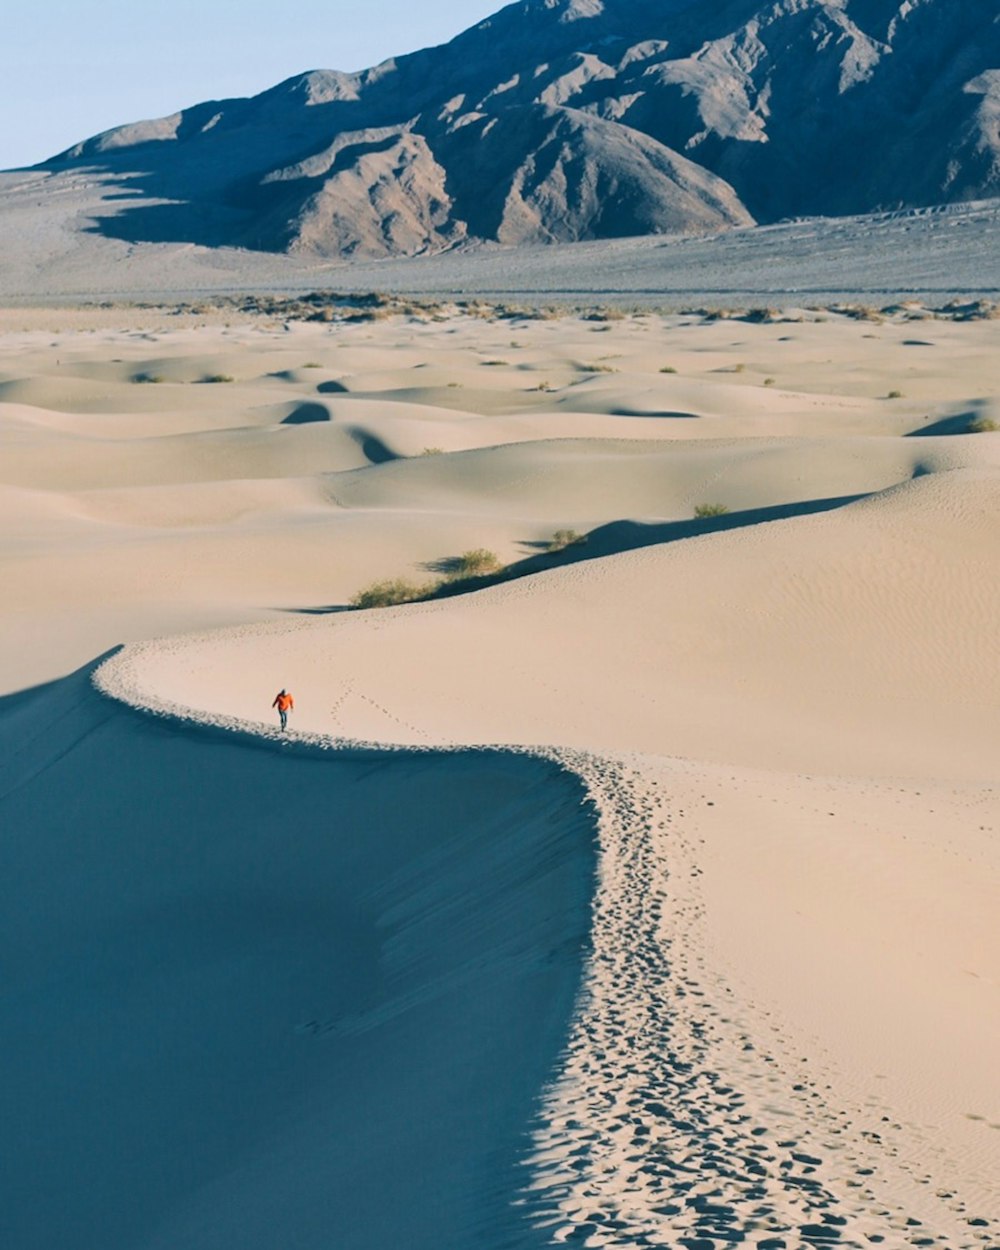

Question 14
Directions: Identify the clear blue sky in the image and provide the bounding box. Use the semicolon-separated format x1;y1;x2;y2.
2;1;504;169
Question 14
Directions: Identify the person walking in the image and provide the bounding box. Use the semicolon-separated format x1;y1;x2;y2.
272;688;294;731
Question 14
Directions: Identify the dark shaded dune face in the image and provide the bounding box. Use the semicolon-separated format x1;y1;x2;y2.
0;667;595;1250
281;402;331;425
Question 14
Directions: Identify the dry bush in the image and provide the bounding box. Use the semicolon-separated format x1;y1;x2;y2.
694;503;729;519
547;529;587;552
743;307;780;324
132;373;164;384
202;374;234;384
449;549;503;579
968;416;999;433
585;307;627;322
659;365;678;374
351;579;431;610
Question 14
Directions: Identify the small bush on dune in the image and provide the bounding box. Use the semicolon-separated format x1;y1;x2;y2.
763;377;776;386
449;549;503;579
419;447;444;456
659;365;678;374
968;416;999;433
351;579;430;610
132;373;164;384
482;359;509;367
887;389;904;399
547;529;587;553
202;374;234;384
585;307;627;323
694;503;730;519
302;361;323;369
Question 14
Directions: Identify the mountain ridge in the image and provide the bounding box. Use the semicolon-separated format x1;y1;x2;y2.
33;0;1000;259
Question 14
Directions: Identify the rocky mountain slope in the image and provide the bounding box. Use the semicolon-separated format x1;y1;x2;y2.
35;0;1000;258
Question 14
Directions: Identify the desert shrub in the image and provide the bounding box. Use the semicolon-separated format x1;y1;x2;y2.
419;447;444;456
659;365;678;374
202;374;234;384
547;529;587;552
482;359;509;367
887;390;904;399
302;361;323;369
351;579;429;609
132;373;164;384
449;549;503;579
968;416;999;433
763;377;776;387
744;307;780;323
533;380;553;392
694;503;729;519
578;363;618;373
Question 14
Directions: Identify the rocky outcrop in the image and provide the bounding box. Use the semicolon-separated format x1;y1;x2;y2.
38;0;1000;258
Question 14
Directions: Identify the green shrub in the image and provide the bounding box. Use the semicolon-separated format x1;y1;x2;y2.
202;374;234;384
449;549;503;579
547;529;587;552
132;373;164;384
351;579;429;609
694;503;730;519
482;359;509;367
659;365;678;374
968;416;999;433
887;389;904;399
763;377;776;387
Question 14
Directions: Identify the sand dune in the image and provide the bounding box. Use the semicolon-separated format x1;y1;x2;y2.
0;663;593;1250
2;303;998;1248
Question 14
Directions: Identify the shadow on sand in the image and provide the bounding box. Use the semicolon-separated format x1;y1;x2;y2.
283;491;867;616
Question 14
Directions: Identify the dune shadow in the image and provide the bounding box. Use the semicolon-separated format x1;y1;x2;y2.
354;434;397;465
279;492;868;616
607;408;700;419
487;493;869;585
279;604;352;617
906;410;979;436
317;381;350;394
281;403;331;425
0;659;596;1250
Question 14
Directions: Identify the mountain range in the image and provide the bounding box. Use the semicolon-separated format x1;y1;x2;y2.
38;0;1000;259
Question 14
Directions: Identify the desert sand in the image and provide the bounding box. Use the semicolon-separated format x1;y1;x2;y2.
2;300;998;1249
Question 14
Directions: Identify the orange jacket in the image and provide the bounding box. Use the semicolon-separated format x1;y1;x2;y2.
273;692;294;712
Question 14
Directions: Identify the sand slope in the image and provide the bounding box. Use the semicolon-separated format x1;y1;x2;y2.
0;663;594;1250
